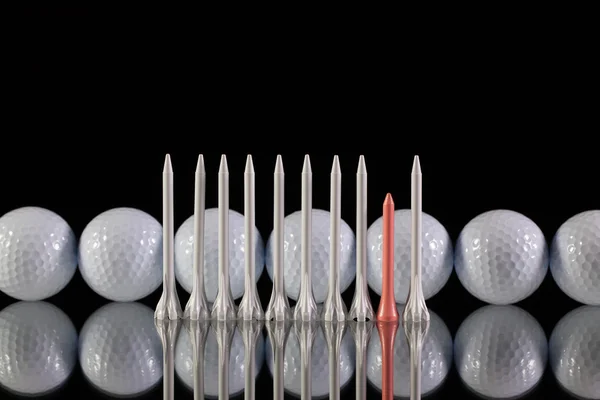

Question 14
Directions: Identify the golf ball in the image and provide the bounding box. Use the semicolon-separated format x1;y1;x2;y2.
0;207;77;301
454;305;547;399
367;210;453;303
265;209;356;303
79;208;163;302
0;301;78;396
549;306;600;399
79;302;163;397
174;208;265;301
455;210;548;305
550;210;600;305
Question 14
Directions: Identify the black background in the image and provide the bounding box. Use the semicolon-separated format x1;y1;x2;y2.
2;6;598;399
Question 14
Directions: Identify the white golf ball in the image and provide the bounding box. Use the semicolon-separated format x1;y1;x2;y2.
367;306;453;397
0;207;77;301
455;210;548;305
79;208;163;302
79;302;163;397
366;210;453;303
174;208;265;301
265;209;356;303
550;210;600;305
550;306;600;399
454;305;547;399
175;321;264;397
0;301;77;396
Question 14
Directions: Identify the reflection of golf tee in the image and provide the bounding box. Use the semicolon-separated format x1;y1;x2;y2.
377;193;399;322
266;320;291;399
185;319;209;400
294;320;318;400
377;320;398;400
239;319;262;400
404;319;430;400
324;320;346;400
155;318;181;400
213;320;235;400
350;321;373;400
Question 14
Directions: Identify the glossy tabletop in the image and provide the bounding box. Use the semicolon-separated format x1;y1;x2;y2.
0;274;596;400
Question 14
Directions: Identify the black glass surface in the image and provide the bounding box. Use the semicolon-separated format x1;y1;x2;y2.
0;278;596;399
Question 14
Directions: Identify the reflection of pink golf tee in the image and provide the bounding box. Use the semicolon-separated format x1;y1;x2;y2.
377;320;399;400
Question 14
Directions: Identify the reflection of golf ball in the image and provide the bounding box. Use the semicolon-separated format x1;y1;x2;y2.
265;209;356;302
455;210;548;305
175;322;264;397
367;306;452;397
454;305;547;399
175;208;265;301
0;301;77;396
79;208;163;301
367;210;453;303
550;210;600;305
265;319;355;398
550;306;600;399
0;207;77;301
79;302;163;397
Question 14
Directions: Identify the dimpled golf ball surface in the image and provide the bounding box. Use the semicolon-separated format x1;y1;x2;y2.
79;302;163;397
0;207;77;301
550;210;600;305
549;306;600;399
455;210;548;305
174;208;264;301
265;209;356;302
175;322;264;397
367;306;453;397
79;207;163;301
0;301;77;396
265;319;355;397
367;210;453;302
454;305;547;399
